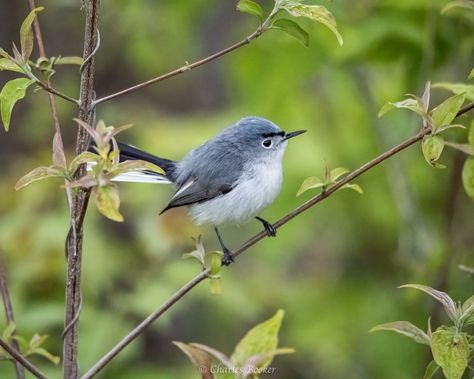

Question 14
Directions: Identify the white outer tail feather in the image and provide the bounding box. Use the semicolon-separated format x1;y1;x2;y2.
86;163;172;184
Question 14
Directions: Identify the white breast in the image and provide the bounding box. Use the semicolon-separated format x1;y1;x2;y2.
189;158;283;226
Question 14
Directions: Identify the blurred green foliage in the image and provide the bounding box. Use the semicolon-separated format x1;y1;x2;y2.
0;0;473;378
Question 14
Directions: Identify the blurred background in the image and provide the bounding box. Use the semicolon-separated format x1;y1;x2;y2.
0;0;473;378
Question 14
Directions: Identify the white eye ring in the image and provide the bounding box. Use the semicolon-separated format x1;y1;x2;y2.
262;139;272;149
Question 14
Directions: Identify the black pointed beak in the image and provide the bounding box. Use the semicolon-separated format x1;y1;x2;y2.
282;130;306;141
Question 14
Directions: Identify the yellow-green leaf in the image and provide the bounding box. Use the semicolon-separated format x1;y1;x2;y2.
271;18;309;46
282;4;343;46
469;120;474;146
341;183;363;194
378;98;426;118
69;151;100;175
296;176;325;196
231;309;285;369
20;7;44;61
431;328;469;379
236;0;263;20
468;67;474;80
330;167;349;182
423;360;440;379
432;83;474;101
422;135;445;168
431;93;465;130
370;321;430;345
0;58;23;73
462;157;474;200
53;56;83;65
93;184;123;222
0;78;34;131
15;166;65;190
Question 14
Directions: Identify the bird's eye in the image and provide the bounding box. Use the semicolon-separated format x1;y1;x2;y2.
262;139;272;149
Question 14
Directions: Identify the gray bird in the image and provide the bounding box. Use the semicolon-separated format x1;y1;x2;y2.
115;116;306;265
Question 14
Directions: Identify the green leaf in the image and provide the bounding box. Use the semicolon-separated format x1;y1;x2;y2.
0;58;23;73
423;360;440;379
378;98;427;119
468;67;474;80
281;4;343;46
431;93;466;130
2;322;16;341
173;342;216;379
296;176;325;196
271;18;309;46
236;0;263;20
20;7;44;61
432;83;474;101
444;141;474;156
469;121;474;146
0;78;34;131
231;309;285;370
329;167;349;182
399;284;458;322
92;184;123;222
441;0;474;14
29;347;60;365
462;157;474;200
15;166;65;190
431;328;469;379
69;151;100;175
53;56;83;65
370;321;430;345
459;295;474;325
341;183;363;194
422;135;445;168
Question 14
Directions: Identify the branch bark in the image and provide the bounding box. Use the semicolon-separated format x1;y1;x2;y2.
0;337;48;379
62;1;100;379
0;253;24;379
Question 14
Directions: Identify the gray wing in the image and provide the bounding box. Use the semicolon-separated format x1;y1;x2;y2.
160;138;244;213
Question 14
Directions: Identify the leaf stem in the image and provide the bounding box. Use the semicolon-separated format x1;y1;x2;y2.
92;9;278;107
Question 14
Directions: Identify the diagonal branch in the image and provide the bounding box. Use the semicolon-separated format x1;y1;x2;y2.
0;252;24;379
0;337;48;379
92;11;277;106
82;101;474;378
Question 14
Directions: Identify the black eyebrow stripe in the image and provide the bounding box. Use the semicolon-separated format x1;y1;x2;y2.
261;131;285;138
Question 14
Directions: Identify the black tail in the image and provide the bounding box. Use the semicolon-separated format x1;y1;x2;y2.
117;142;177;179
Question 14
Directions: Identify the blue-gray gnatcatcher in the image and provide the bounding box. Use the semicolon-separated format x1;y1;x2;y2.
115;116;306;265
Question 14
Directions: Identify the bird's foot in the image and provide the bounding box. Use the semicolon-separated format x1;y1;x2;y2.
221;248;235;266
257;217;277;237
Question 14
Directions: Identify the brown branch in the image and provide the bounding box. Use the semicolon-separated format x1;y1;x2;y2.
81;101;474;378
92;12;277;107
0;252;24;379
63;1;100;379
0;337;48;379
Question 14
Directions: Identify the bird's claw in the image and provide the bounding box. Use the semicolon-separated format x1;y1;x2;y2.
222;248;235;266
262;220;277;237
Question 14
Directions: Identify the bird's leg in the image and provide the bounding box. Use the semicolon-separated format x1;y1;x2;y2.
255;216;277;237
214;227;234;266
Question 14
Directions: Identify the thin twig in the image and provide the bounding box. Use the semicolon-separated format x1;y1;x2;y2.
0;338;48;379
92;11;276;106
63;1;100;378
34;80;80;105
82;101;474;378
0;252;24;379
27;0;73;209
